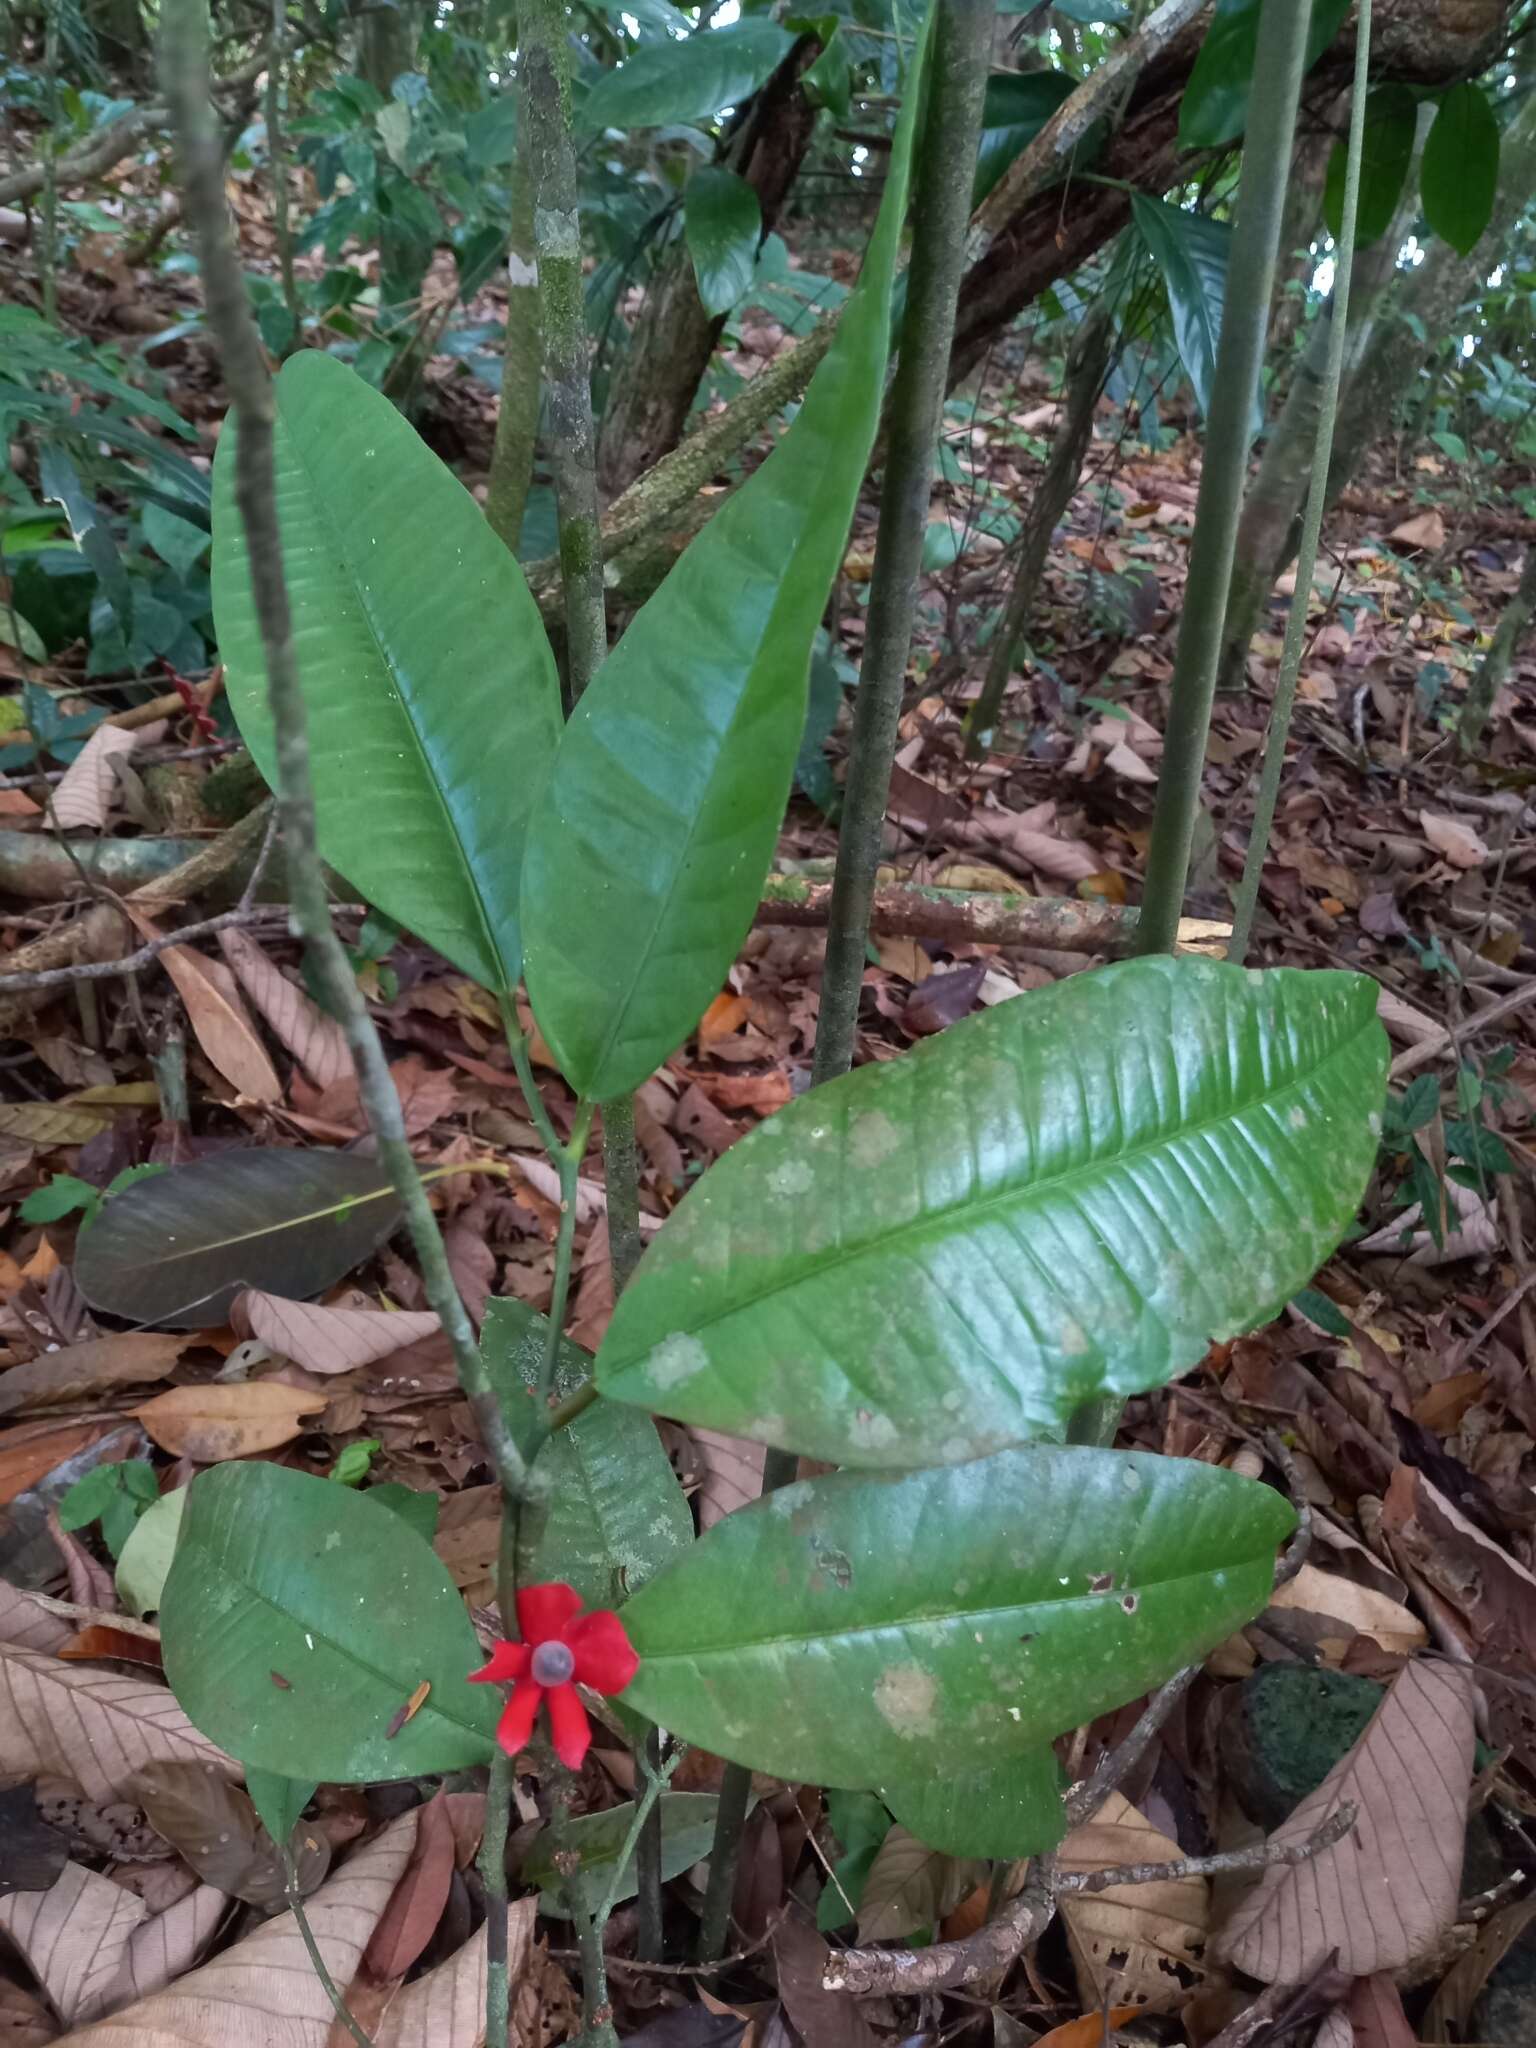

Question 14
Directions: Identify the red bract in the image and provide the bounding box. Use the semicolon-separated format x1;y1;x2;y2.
469;1581;639;1769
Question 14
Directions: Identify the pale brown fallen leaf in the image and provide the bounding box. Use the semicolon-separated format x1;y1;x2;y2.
1057;1791;1208;2010
433;1483;500;1594
364;1787;455;1981
773;1914;878;2048
1270;1563;1428;1659
1357;1179;1497;1265
229;1289;440;1376
954;803;1101;883
0;1576;73;1652
1419;811;1489;869
690;1427;766;1530
0;1645;234;1802
130;1381;326;1460
0;1862;146;2026
1347;1971;1418;2048
51;721;165;833
60;1810;417;2046
0;1102;115;1145
0;1974;54;2047
0;1333;189;1419
1380;1462;1536;1669
121;907;281;1103
218;927;353;1089
1217;1660;1476;1982
0;1417;117;1507
1391;508;1447;551
373;1903;537;2047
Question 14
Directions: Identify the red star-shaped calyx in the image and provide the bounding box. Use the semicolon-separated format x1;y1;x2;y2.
469;1581;639;1769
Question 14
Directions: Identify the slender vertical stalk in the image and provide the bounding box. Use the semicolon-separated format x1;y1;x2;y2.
695;1760;753;1962
267;0;299;350
41;0;60;327
1132;0;1313;957
519;0;607;699
539;1108;593;1401
479;1750;515;2048
486;130;542;552
1229;0;1371;963
635;1724;665;1961
811;0;994;1086
282;1850;375;2047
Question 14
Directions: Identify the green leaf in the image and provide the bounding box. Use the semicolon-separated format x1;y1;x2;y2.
212;352;561;991
579;22;795;132
330;1439;381;1487
245;1767;316;1850
1324;84;1416;245
1422;82;1500;256
803;28;851;120
73;1149;405;1330
365;1482;440;1544
57;1461;127;1533
1290;1287;1351;1338
520;1794;721;1914
115;1484;188;1617
598;959;1386;1466
818;1789;889;1931
19;1173;99;1224
974;69;1077;207
883;1750;1065;1860
521;18;932;1103
1131;195;1259;432
161;1462;497;1782
1179;0;1350;151
481;1300;692;1609
621;1446;1294;1788
142;500;210;581
683;166;763;318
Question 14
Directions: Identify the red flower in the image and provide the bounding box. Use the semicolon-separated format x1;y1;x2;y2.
469;1582;638;1769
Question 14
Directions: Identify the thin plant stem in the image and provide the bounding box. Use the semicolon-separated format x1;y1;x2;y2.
539;1107;593;1403
267;0;299;349
635;1724;665;1961
812;0;995;1087
695;1757;753;1963
519;0;607;699
1132;0;1312;957
593;1740;683;1931
499;992;563;1156
41;1;59;328
600;1093;644;1293
281;1849;375;2048
486;122;541;553
550;1377;599;1430
480;1750;515;2048
1229;0;1373;964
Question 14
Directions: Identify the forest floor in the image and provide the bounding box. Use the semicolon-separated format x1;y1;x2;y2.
3;214;1536;2047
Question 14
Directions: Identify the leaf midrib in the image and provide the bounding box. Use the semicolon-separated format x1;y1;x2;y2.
128;1182;396;1273
619;996;1380;1357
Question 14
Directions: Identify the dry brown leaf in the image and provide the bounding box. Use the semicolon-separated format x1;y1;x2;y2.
1217;1660;1476;1982
389;1055;461;1135
1030;2009;1144;2048
1379;1463;1536;1668
0;1644;234;1802
0;1418;118;1507
1421;1894;1536;2042
1391;508;1447;551
1357;1178;1497;1266
0;1333;189;1419
0;1975;54;2046
1348;1971;1418;2048
219;927;353;1089
130;1381;326;1460
774;1915;877;2048
0;1576;74;1652
364;1787;455;1980
690;1427;766;1530
1057;1791;1208;2010
955;804;1100;883
51;721;165;833
373;1903;537;2047
433;1484;500;1593
229;1290;441;1375
61;1810;417;2047
1419;811;1489;869
0;1102;114;1145
0;1862;146;2026
1270;1564;1428;1660
121;908;281;1103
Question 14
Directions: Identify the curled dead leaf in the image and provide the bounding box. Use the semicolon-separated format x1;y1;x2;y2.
1056;1791;1208;2010
130;1381;327;1460
229;1289;441;1375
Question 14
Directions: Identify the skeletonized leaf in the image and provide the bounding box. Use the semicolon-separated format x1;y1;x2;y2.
230;1288;441;1374
374;1906;537;2048
61;1810;417;2047
1057;1791;1209;2009
0;1860;147;2025
219;927;352;1088
0;1332;189;1418
73;1149;406;1329
1217;1660;1476;1982
130;1381;326;1461
0;1643;235;1802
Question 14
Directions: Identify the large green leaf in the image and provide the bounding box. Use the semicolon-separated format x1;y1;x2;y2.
74;1150;404;1329
973;70;1077;208
1324;84;1416;246
520;1794;721;1914
683;166;763;317
212;352;561;991
161;1462;497;1783
597;958;1386;1466
1179;0;1350;151
621;1448;1294;1788
1422;82;1501;256
520;18;932;1104
480;1299;692;1609
1131;195;1260;433
579;22;795;131
883;1751;1065;1860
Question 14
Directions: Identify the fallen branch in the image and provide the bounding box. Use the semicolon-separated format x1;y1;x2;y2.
1057;1804;1356;1897
0;673;221;758
1389;977;1536;1079
0;904;275;993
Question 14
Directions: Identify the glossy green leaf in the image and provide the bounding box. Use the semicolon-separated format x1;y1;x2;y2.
622;1447;1293;1788
1179;0;1350;150
817;1789;889;1931
244;1767;316;1852
579;22;794;131
161;1462;497;1783
1422;82;1501;256
883;1751;1064;1860
1324;84;1416;245
73;1149;404;1330
683;167;763;317
481;1299;692;1610
212;351;561;991
521;19;932;1103
1131;195;1260;433
520;1794;721;1914
115;1485;187;1617
598;958;1386;1466
973;69;1077;207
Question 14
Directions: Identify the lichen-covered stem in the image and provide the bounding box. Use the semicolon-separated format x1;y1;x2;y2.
486;131;541;553
479;1750;514;2047
1230;0;1373;963
812;0;995;1086
267;0;298;348
1133;0;1311;957
519;0;606;698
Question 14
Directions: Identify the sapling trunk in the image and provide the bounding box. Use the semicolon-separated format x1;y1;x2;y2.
266;0;298;352
1132;0;1311;958
812;0;995;1087
1230;0;1372;965
485;139;541;554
